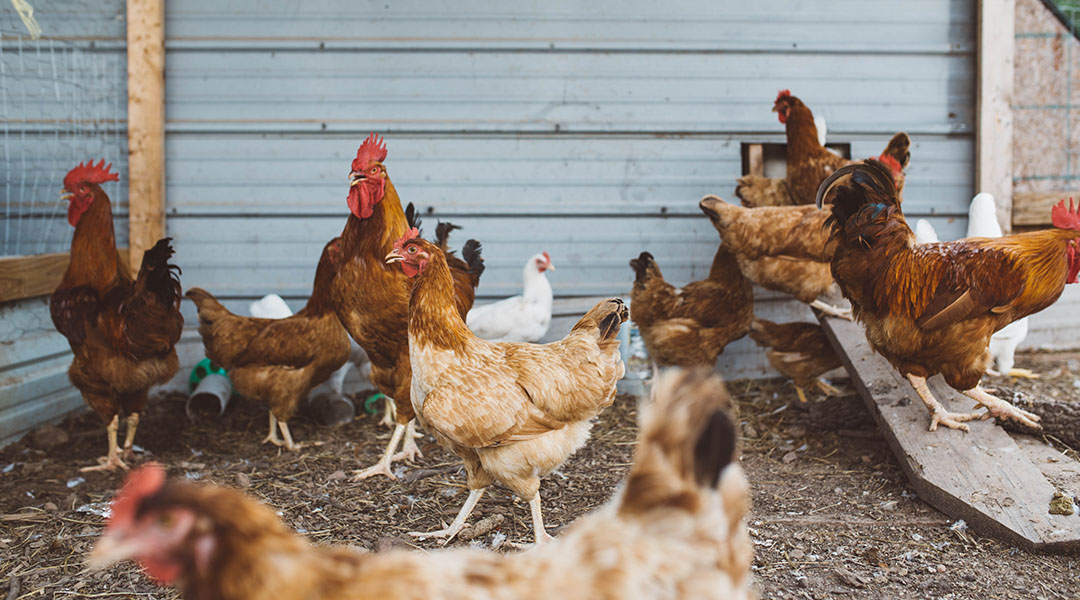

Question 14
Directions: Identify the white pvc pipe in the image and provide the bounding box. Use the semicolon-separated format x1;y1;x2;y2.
186;373;233;421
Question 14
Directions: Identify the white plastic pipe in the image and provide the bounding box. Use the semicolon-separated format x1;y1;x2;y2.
186;373;233;421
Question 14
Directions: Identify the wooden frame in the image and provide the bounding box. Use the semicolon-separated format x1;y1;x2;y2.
126;0;167;269
976;0;1015;233
0;0;164;304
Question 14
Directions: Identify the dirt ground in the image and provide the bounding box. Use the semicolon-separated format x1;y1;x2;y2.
1;352;1078;599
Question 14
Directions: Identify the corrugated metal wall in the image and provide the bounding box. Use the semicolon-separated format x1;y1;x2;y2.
0;1;129;448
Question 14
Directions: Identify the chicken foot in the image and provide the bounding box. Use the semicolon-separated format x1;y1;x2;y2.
81;415;130;472
529;494;555;545
391;419;424;462
352;422;409;480
121;413;140;461
809;300;853;321
408;487;486;543
906;374;982;432
962;385;1042;430
262;413;321;452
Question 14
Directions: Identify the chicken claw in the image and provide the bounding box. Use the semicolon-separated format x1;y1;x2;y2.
907;374;981;432
391;421;424;463
352;422;408;480
81;415;130;472
963;386;1042;430
809;300;853;321
1006;368;1040;379
408;488;486;544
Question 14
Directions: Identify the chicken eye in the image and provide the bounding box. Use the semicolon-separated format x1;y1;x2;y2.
407;246;417;254
157;513;174;527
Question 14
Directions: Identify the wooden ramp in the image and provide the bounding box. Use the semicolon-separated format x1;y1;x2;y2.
816;313;1080;552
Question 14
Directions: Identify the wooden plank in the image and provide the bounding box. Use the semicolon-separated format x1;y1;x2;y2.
126;0;166;269
817;312;1080;552
747;143;764;177
0;250;132;303
976;0;1015;233
1012;191;1075;226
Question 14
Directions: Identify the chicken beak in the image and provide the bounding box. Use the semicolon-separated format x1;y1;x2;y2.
385;249;404;264
87;531;140;570
60;188;74;201
546;263;555;271
349;172;365;186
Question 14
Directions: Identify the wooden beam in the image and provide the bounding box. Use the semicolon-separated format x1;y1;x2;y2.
747;143;764;177
0;250;132;304
126;0;166;269
1012;191;1076;226
817;310;1080;552
976;0;1015;233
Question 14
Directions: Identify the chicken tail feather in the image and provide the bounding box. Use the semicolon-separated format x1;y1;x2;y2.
619;369;742;516
184;287;229;324
572;297;628;343
462;239;485;282
881;132;911;170
435;221;462;251
629;251;657;286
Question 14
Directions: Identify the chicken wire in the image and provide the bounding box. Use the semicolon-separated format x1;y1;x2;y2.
1;1;128;257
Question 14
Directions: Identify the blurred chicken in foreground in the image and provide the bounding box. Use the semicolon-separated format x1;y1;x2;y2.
748;318;843;403
816;160;1080;432
629;245;753;368
88;370;753;600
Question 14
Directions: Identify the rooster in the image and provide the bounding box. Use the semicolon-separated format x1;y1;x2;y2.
50;160;183;472
735;90;911;207
386;229;627;545
815;160;1080;431
184;238;351;450
628;245;752;368
748;318;843;403
330;134;484;479
89;369;752;600
467;251;555;342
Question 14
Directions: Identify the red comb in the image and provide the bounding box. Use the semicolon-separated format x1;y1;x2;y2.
393;227;421;252
775;89;791;103
542;251;551;263
877;154;903;178
64;159;119;188
1053;198;1080;231
351;133;388;171
107;463;166;531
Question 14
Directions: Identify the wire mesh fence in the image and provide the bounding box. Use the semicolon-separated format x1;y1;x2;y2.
1;1;128;257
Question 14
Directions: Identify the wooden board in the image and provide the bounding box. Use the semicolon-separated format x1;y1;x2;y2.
0;250;131;304
976;0;1015;233
817;312;1080;552
126;0;166;269
1012;191;1076;226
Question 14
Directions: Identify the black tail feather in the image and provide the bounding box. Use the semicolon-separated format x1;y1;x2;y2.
435;222;462;251
462;239;485;280
405;202;423;234
629;251;655;285
138;238;182;308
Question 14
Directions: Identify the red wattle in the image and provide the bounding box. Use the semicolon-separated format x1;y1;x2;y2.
401;262;419;278
140;557;181;585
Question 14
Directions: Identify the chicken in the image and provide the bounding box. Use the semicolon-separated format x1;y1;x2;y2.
89;369;752;600
748;318;843;403
48;161;183;472
185;239;350;451
697;197;846;318
915;199;1036;380
815;160;1080;432
330;134;483;479
467;251;555;342
434;221;486;320
628;245;752;368
735;90;910;208
248;293;372;399
385;229;627;545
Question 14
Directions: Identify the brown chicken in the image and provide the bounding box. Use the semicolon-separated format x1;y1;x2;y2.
89;369;752;600
331;134;484;479
748;318;843;403
697;197;849;318
629;245;753;367
735;90;910;207
816;160;1080;431
184;238;350;451
385;229;627;545
50;161;183;472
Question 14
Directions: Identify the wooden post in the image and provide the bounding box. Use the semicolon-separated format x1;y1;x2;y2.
976;0;1015;233
126;0;166;269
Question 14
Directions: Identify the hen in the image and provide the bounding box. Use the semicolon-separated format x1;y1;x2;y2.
185;238;351;450
467;251;555;342
628;245;752;367
386;229;627;545
815;160;1080;431
736;90;910;207
89;369;752;600
50;161;183;472
330;134;484;479
748;318;843;403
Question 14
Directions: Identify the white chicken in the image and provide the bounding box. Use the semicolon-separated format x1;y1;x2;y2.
914;218;939;244
466;252;555;342
965;194;1035;379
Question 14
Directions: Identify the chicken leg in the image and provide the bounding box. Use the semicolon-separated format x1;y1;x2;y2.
529;494;555;545
809;300;853;321
408;487;486;543
906;374;982;432
352;422;408;480
391;419;424;462
121;413;140;461
81;414;130;472
962;385;1042;429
